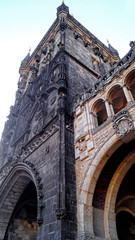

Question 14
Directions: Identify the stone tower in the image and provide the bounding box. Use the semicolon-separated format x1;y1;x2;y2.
0;2;135;240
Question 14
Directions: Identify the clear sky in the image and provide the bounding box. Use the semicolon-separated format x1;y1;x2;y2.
0;0;135;137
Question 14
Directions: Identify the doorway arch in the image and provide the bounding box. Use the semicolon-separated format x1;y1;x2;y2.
0;164;38;240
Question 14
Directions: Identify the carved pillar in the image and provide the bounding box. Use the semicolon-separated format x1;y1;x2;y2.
122;84;133;102
104;99;112;118
56;55;67;220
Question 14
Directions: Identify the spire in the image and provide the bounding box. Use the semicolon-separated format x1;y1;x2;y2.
19;49;31;72
57;1;69;16
107;40;119;57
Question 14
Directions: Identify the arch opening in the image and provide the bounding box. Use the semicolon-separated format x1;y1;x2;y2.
93;99;107;127
126;71;135;100
108;85;127;114
4;180;37;240
0;169;38;240
92;139;135;238
115;164;135;240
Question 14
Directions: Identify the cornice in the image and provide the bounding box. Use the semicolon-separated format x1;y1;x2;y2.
20;18;59;71
73;46;135;110
67;14;120;61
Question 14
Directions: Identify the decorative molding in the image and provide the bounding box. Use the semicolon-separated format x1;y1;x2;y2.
23;120;59;159
73;46;135;109
113;109;134;139
78;138;87;152
65;115;73;132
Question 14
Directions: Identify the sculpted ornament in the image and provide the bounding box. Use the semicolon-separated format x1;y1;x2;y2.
113;109;134;139
79;138;87;152
23;120;59;159
55;208;66;220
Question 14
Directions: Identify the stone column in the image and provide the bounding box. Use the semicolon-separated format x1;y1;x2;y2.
104;99;112;118
128;86;134;101
110;102;115;115
122;84;133;102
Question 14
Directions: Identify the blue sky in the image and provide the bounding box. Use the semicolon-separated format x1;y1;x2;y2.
0;0;135;137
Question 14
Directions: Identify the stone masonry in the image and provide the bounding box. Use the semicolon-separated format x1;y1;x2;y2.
0;2;135;240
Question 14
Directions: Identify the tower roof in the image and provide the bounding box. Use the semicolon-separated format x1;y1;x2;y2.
57;2;69;16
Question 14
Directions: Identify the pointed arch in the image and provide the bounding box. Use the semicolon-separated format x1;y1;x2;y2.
0;162;41;240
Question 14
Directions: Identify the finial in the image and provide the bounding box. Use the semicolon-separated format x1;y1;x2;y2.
107;39;110;45
29;47;31;55
57;1;69;16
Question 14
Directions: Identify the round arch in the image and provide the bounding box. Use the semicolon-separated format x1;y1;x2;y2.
91;98;107;127
77;131;135;238
125;69;135;100
77;133;119;236
104;150;135;239
107;84;127;114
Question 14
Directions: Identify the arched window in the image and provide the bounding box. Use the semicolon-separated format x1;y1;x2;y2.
93;99;107;126
108;85;127;114
126;71;135;100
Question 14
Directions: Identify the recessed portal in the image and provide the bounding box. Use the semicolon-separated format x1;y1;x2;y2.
4;181;37;240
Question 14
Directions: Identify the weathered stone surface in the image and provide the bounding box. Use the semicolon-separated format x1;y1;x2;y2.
0;2;135;240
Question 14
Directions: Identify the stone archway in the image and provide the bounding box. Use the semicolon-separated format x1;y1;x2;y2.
77;133;119;238
4;181;37;240
104;149;135;239
0;165;38;240
77;132;135;239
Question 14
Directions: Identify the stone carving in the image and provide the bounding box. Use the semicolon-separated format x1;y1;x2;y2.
32;113;44;136
58;17;67;50
45;146;50;155
65;115;73;132
23;120;59;159
50;96;56;105
55;208;66;220
11;104;31;146
15;140;24;156
40;37;55;71
0;165;13;185
130;41;135;48
74;31;79;39
113;110;134;139
79;138;87;152
50;109;55;118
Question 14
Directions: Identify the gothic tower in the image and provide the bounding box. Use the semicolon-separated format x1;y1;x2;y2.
0;2;135;240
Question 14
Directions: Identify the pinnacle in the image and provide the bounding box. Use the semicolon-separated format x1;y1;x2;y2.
57;1;69;16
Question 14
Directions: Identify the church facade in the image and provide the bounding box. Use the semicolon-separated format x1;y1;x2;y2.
0;3;135;240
